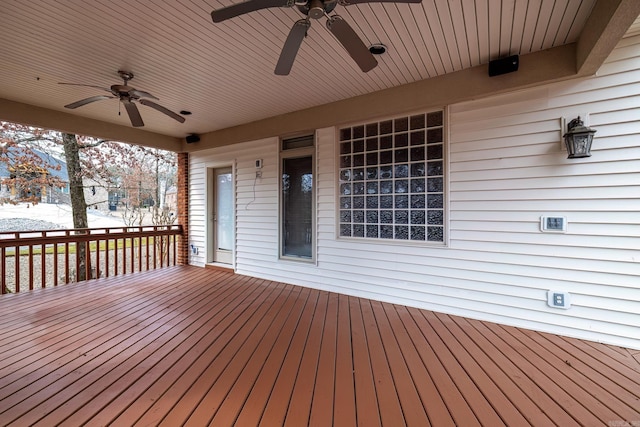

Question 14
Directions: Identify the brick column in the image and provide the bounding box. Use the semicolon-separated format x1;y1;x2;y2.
177;152;189;265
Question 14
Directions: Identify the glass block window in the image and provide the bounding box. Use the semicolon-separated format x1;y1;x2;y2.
338;110;445;242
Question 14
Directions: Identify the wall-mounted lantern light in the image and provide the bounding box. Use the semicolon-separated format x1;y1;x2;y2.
563;117;596;159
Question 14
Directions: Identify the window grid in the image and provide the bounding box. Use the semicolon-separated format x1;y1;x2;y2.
338;111;445;242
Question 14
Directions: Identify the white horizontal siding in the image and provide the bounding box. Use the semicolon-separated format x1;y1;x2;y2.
189;35;640;350
445;35;640;348
188;137;278;268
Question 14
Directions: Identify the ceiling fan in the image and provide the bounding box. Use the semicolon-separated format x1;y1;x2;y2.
59;70;185;127
211;0;421;75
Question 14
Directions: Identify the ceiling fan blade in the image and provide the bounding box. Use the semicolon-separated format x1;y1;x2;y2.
64;95;114;109
275;19;311;76
326;15;377;72
58;82;112;93
122;100;144;127
339;0;421;4
130;89;159;100
211;0;292;23
139;99;186;123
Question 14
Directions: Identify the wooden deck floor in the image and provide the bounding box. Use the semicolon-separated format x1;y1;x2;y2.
0;265;638;426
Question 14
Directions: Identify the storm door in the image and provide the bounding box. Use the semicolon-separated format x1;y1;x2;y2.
213;167;233;264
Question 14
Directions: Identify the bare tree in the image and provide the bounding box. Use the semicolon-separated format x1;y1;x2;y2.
1;121;177;282
62;133;92;280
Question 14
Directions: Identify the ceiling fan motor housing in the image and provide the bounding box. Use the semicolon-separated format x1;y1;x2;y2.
111;85;134;97
299;0;336;19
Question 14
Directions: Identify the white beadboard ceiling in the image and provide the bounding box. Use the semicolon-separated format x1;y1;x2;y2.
0;0;636;144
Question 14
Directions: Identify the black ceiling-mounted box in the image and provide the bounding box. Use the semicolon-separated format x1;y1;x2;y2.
488;55;519;77
186;133;200;143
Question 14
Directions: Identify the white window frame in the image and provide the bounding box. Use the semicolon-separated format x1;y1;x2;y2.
279;133;316;262
336;109;447;245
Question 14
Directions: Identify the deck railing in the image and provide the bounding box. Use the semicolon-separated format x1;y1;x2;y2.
0;225;183;294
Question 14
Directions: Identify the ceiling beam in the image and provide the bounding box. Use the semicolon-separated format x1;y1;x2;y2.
0;97;181;151
576;0;640;76
187;43;577;152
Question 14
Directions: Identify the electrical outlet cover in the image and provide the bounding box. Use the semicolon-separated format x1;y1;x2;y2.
547;290;571;309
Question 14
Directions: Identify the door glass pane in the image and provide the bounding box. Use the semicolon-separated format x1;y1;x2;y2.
216;172;233;251
282;156;312;258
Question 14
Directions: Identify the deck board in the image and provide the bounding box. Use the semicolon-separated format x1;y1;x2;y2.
410;307;502;426
395;305;476;426
514;325;636;423
1;265;638;426
258;289;320;427
440;313;552;426
308;292;338;426
283;291;327;427
332;294;357;427
469;318;594;424
360;299;406;427
383;304;454;426
117;276;271;426
370;300;430;427
349;295;382;427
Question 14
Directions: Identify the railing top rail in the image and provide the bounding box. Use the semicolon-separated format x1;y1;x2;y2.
0;225;183;248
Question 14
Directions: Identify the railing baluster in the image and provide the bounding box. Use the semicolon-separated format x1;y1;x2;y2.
1;247;6;294
162;236;167;268
130;232;135;273
122;236;127;275
65;231;70;284
96;237;101;279
159;234;163;268
145;235;150;271
114;237;119;277
41;240;46;289
28;245;34;291
172;233;176;266
105;236;110;278
15;240;20;293
138;230;142;273
85;238;90;280
75;240;80;283
53;242;59;287
153;234;157;270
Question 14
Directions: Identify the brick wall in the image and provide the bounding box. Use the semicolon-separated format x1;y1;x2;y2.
176;152;189;265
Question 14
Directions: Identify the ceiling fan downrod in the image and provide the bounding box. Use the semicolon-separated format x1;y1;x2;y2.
118;70;134;85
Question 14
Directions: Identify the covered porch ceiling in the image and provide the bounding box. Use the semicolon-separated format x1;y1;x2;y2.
0;0;639;153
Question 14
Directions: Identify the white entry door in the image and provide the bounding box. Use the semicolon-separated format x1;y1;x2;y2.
213;167;233;264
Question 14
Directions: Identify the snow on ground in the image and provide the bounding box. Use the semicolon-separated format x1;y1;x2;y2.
0;203;126;232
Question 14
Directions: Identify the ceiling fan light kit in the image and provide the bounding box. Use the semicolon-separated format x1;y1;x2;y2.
59;70;185;128
211;0;421;75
